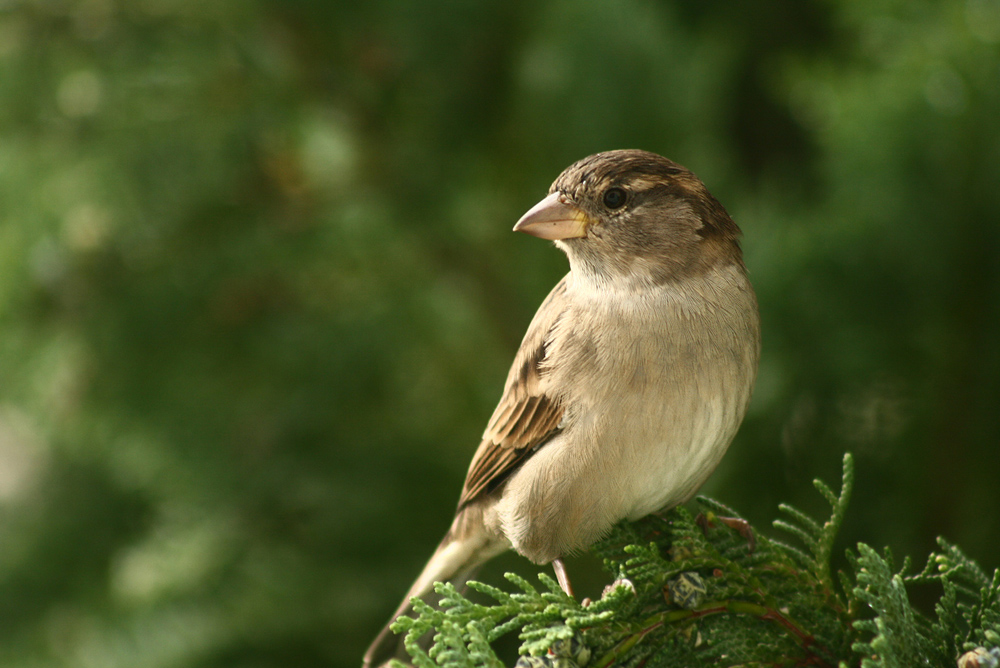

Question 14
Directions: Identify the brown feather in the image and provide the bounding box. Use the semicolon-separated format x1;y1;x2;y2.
457;278;570;508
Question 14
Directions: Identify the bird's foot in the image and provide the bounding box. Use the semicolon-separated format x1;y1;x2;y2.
696;511;756;553
552;557;575;598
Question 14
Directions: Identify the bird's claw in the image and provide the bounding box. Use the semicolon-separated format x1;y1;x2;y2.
696;511;756;553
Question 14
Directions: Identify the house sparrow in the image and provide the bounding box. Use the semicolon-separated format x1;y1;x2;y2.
363;149;760;667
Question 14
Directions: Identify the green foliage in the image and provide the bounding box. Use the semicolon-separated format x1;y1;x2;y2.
393;454;1000;667
850;538;1000;668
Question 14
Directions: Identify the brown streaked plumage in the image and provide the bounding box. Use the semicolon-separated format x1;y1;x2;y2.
363;150;760;668
459;277;568;506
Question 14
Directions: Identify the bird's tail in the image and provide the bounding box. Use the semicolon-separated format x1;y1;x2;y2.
363;507;507;668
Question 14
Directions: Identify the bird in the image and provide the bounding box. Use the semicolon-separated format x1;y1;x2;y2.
363;149;760;668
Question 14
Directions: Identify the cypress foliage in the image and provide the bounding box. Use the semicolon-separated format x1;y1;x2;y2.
391;454;1000;668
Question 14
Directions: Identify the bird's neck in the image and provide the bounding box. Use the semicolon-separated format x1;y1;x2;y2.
561;245;670;295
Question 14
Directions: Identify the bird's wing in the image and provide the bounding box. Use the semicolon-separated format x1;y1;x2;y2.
457;276;570;509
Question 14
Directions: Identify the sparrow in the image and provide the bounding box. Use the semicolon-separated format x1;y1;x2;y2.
363;149;760;667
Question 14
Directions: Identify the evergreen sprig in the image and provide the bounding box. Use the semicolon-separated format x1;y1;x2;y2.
390;454;1000;668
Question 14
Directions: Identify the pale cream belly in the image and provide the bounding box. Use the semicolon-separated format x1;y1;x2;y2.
488;380;749;564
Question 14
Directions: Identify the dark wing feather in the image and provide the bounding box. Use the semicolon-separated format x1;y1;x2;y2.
457;276;570;509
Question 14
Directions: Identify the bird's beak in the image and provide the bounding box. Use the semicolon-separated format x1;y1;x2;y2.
513;192;590;240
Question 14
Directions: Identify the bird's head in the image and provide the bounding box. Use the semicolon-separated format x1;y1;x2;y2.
514;150;744;287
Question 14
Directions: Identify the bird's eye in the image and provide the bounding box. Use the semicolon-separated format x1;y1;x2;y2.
602;187;627;210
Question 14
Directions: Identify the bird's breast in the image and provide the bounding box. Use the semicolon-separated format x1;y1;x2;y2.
493;265;759;562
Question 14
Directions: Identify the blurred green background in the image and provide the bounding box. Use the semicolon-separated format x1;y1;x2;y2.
1;0;999;666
